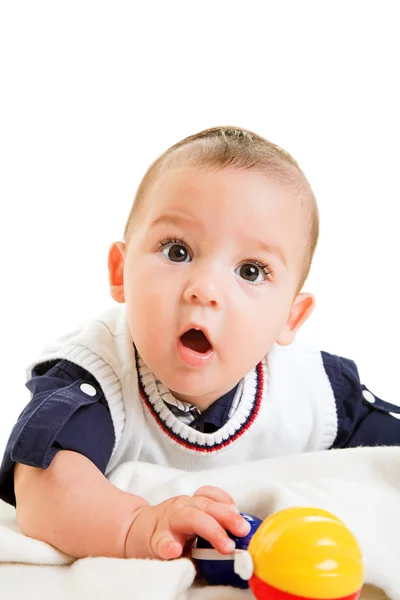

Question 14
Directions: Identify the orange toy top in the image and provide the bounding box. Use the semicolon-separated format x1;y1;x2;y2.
248;507;364;599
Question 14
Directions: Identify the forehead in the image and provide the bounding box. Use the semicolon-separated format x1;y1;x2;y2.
143;167;306;249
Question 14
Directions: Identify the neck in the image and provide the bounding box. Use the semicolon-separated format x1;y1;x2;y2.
170;383;240;412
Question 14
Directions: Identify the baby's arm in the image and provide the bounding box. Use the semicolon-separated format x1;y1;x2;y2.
15;450;147;558
15;450;248;559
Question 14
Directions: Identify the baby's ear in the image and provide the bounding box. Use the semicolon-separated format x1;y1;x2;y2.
277;293;315;346
108;242;126;303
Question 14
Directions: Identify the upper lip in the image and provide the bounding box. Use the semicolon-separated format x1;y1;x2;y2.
179;323;213;347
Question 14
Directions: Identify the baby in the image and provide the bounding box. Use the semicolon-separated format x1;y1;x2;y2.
1;127;398;561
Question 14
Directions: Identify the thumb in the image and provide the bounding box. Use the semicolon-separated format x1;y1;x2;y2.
152;530;184;560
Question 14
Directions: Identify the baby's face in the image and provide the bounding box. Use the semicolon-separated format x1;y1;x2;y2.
112;167;313;409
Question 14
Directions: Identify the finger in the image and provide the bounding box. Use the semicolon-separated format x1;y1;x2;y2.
169;506;243;554
151;532;184;560
193;497;250;538
193;485;236;508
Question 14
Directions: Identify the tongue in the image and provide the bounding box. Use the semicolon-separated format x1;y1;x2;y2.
181;329;211;353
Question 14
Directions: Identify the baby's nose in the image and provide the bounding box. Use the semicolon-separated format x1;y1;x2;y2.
183;268;223;308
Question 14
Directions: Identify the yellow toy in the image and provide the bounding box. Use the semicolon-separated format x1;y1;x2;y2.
234;507;364;600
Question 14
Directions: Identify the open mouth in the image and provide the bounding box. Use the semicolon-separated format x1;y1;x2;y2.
180;328;212;354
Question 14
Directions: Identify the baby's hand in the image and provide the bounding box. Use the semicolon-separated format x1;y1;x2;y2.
125;485;250;560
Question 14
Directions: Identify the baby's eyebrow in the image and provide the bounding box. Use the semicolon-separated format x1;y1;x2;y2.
256;240;287;268
149;212;199;230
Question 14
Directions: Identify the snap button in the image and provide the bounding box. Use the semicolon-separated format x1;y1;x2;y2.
362;390;375;404
80;383;97;397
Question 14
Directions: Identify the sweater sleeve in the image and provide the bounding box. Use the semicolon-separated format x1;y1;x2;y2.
321;351;400;448
0;360;115;506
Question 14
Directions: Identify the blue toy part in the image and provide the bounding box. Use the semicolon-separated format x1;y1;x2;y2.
193;512;262;588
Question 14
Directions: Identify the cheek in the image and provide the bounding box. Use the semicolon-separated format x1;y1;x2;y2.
124;262;176;329
229;292;290;349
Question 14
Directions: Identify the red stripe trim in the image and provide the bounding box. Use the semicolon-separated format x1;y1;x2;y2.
137;359;264;452
249;576;361;600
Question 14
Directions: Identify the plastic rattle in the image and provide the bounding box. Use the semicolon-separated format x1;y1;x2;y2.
192;507;364;600
192;512;262;588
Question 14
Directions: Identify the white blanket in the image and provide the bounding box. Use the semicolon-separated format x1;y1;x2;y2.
1;446;398;600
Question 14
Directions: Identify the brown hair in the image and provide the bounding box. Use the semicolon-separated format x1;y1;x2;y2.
124;126;319;290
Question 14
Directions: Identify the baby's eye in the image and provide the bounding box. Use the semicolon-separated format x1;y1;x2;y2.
235;262;269;284
159;241;191;263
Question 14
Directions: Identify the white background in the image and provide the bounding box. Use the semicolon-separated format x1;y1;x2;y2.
0;1;399;452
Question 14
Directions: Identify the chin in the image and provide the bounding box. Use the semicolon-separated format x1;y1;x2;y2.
166;376;213;403
168;380;206;399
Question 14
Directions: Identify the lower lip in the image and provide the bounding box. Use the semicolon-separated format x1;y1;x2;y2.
176;338;215;367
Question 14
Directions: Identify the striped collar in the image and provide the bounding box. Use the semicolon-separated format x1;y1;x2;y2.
136;351;266;452
156;377;242;431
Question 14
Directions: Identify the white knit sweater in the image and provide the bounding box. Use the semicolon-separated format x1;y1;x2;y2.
29;306;338;476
